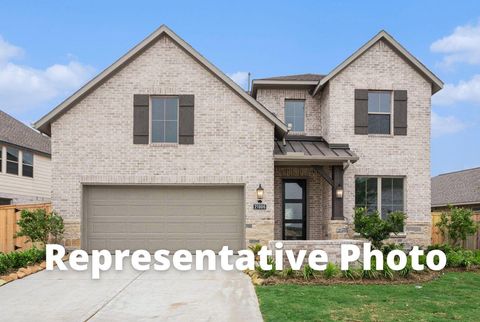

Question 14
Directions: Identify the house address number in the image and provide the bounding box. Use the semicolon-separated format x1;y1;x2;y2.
253;203;267;210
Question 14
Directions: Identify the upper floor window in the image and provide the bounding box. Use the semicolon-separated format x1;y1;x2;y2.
6;147;19;175
151;97;179;143
355;176;404;219
368;91;391;134
22;151;33;178
285;100;305;132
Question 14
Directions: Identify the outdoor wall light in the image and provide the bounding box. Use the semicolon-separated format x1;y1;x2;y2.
256;184;264;202
335;185;344;199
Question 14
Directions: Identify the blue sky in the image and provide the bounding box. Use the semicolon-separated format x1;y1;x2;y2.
0;1;479;175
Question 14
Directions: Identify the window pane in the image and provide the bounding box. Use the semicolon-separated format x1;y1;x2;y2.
151;99;164;120
285;203;303;220
23;165;33;178
23;151;33;166
284;223;303;240
151;120;165;142
379;92;391;113
368;92;379;112
164;121;178;143
165;104;178;121
381;178;404;219
368;114;390;134
285;100;304;132
355;177;378;213
366;178;378;213
7;161;18;175
7;147;18;162
285;182;303;199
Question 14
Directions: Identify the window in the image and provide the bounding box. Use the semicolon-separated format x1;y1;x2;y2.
151;97;179;143
283;180;306;240
6;147;19;175
355;177;404;219
368;91;391;134
285;100;305;132
22;151;33;178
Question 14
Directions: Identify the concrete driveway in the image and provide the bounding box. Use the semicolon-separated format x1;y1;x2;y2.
0;257;263;322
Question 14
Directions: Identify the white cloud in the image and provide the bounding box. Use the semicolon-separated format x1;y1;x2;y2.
0;36;24;63
431;21;480;67
431;111;466;138
433;74;480;106
0;36;95;115
228;71;250;89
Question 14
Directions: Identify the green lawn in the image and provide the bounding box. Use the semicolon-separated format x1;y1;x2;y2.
256;272;480;322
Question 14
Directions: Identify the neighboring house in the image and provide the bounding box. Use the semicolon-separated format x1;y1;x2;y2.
432;167;480;212
34;25;442;251
0;110;51;205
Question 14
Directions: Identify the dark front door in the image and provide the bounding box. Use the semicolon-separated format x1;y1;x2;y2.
283;179;306;240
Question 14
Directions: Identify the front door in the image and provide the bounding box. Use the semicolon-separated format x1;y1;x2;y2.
283;179;307;240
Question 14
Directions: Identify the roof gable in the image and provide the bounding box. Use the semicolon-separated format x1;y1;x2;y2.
34;25;287;136
312;30;443;96
0;110;50;155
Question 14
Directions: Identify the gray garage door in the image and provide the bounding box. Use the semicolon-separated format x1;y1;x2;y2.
83;185;244;252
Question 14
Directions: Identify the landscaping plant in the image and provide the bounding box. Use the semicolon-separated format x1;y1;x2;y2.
323;262;338;279
16;209;64;247
0;248;46;275
436;206;478;247
302;264;315;280
353;207;406;249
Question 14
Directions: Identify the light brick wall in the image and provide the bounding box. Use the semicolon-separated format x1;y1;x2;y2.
258;39;432;247
256;88;323;136
50;34;275;247
329;39;432;246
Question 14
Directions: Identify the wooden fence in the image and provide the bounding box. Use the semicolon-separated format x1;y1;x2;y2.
0;203;51;253
432;211;480;249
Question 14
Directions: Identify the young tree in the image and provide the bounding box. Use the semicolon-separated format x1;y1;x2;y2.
436;206;478;247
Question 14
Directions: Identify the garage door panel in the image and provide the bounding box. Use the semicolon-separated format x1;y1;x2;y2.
84;185;244;252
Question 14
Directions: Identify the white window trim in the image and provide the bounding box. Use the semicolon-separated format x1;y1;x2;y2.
284;99;306;133
367;90;393;136
355;175;406;218
149;96;180;145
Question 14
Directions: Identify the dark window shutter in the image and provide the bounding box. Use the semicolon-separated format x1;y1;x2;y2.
393;90;407;136
179;95;194;144
133;94;149;144
354;89;368;135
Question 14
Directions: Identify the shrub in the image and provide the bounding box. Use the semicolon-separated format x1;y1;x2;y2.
436;206;478;247
341;268;357;280
381;243;404;255
382;260;394;280
248;243;262;256
16;209;64;247
255;256;276;278
280;267;294;278
361;257;380;279
0;248;46;275
353;207;407;249
400;257;413;277
302;264;315;280
323;262;338;279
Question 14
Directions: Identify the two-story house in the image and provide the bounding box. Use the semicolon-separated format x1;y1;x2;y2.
34;25;442;251
0;110;51;205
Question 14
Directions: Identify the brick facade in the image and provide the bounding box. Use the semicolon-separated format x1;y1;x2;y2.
258;39;433;247
50;34;276;248
50;33;433;249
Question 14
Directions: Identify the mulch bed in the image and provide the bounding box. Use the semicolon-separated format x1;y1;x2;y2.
257;267;480;286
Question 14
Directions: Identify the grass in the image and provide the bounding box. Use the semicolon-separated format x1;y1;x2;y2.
256;272;480;322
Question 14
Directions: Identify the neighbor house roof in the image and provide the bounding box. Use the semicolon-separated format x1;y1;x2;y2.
274;136;358;165
34;25;288;137
0;110;51;155
431;167;480;207
312;30;443;96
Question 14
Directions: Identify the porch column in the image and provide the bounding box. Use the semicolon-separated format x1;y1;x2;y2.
332;166;344;220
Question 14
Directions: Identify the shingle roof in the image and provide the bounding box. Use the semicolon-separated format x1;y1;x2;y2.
274;136;358;164
0;110;51;155
257;73;325;82
431;167;480;207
